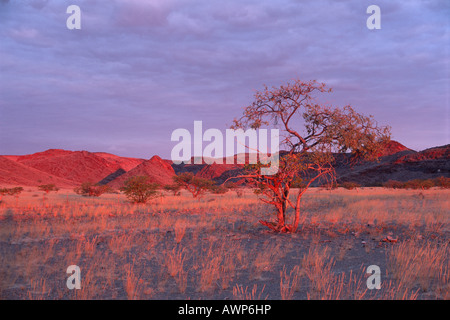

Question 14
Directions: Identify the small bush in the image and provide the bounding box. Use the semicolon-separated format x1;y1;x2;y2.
383;180;406;189
120;176;160;203
74;182;112;197
38;184;59;193
173;173;215;198
0;187;24;200
340;181;361;190
209;185;228;194
433;176;450;189
384;177;449;190
163;184;182;196
404;179;434;190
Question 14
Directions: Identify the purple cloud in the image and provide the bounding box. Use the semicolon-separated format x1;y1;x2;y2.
0;0;448;158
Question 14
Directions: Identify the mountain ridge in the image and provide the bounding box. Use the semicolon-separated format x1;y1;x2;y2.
1;141;448;188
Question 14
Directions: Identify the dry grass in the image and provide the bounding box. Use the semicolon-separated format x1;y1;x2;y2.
0;187;448;300
280;265;301;300
233;284;268;300
387;240;449;297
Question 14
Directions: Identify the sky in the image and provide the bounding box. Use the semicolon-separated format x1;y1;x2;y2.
0;0;449;159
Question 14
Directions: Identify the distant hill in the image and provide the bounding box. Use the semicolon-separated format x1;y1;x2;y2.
0;141;448;188
0;149;144;187
334;143;449;185
0;155;74;187
172;141;449;186
94;152;145;171
14;149;124;185
106;155;176;188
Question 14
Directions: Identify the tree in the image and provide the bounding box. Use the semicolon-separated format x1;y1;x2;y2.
173;172;215;198
8;187;24;196
38;184;59;194
0;187;24;204
209;184;229;194
163;184;182;196
230;79;390;233
74;182;111;197
120;176;160;203
0;187;9;203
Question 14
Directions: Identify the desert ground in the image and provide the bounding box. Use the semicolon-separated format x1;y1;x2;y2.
0;187;448;300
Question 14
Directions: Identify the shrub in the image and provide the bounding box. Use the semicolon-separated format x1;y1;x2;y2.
404;179;433;190
163;184;182;196
38;184;59;194
173;172;215;198
340;181;361;190
0;187;24;200
383;180;405;189
120;176;160;203
209;184;228;194
74;182;112;197
7;187;24;197
433;176;450;189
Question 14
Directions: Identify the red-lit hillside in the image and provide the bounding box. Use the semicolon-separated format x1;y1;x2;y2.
14;149;123;185
94;152;145;171
379;140;414;157
107;155;176;188
1;141;448;188
0;155;74;187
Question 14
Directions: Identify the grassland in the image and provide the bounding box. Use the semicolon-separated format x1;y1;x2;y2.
0;187;448;300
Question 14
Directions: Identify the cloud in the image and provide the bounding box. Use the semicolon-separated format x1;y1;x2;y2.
0;0;448;158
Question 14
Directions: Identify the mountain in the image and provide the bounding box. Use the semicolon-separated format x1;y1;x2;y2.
1;141;448;188
0;155;74;187
14;149;123;185
172;141;449;186
327;142;449;185
94;152;145;171
107;155;176;188
378;140;414;157
1;149;145;187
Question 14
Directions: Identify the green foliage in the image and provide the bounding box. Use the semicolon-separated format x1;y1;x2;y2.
231;79;390;232
340;181;361;190
163;184;182;196
291;177;307;189
38;184;59;193
120;176;160;203
0;188;9;196
74;182;112;197
383;180;405;189
209;184;229;194
404;179;434;190
383;177;449;190
433;176;450;189
0;187;24;197
173;172;215;198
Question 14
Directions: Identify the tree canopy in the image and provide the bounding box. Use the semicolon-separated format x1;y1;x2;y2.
231;79;390;232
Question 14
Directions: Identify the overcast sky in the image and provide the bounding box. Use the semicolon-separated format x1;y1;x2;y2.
0;0;449;159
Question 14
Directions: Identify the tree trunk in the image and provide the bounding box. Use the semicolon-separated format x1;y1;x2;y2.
292;194;302;232
281;188;289;223
277;205;285;229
